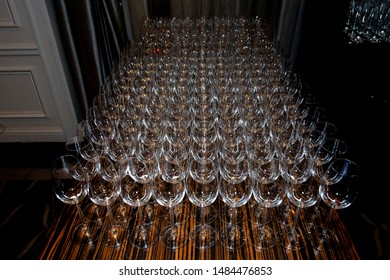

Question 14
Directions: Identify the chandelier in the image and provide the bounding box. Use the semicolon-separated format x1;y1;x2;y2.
344;0;390;44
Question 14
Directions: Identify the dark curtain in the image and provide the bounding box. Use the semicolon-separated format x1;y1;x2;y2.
54;0;129;117
126;0;303;63
128;0;283;42
53;0;302;117
133;0;283;39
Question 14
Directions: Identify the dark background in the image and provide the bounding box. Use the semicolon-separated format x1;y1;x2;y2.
295;2;390;259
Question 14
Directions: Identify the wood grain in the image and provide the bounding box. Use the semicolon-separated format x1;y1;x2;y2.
39;196;360;260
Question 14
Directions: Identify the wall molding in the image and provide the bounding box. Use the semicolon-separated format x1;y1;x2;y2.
0;0;20;27
0;0;80;142
0;126;65;142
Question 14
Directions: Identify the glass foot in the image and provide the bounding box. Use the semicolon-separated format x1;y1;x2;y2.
310;228;338;252
282;228;304;251
250;225;275;250
219;225;246;250
159;224;188;250
129;224;158;249
112;202;132;225
190;224;218;249
163;203;190;225
220;206;244;226
72;221;101;245
143;203;163;225
249;203;272;226
102;224;127;247
83;203;106;225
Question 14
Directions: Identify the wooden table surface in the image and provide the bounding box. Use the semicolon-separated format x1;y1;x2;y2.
39;195;359;260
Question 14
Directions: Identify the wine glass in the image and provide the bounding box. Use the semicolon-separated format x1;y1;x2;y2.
88;156;126;247
311;158;359;251
65;134;108;222
51;155;100;244
279;132;317;249
84;119;113;155
91;105;115;136
106;137;131;176
190;139;218;164
127;137;160;239
158;154;190;226
218;159;252;250
66;135;100;161
282;175;320;251
65;135;101;176
250;158;285;249
153;174;188;249
311;138;347;168
307;138;347;229
120;168;158;249
187;159;219;249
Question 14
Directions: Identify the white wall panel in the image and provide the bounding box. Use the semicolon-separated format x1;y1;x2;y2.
0;0;36;49
0;69;45;118
0;0;80;142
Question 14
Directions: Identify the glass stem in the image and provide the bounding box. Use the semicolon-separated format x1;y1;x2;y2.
228;206;238;248
200;206;205;227
290;204;301;241
106;203;115;224
169;205;176;226
321;206;335;239
306;200;320;234
231;206;237;228
75;203;85;222
310;201;321;226
75;202;94;243
262;205;269;232
281;198;291;228
105;202;121;247
137;206;144;225
169;206;177;245
199;205;207;247
136;206;147;241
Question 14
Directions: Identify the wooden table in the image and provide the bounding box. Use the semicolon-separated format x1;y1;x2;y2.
39;195;359;260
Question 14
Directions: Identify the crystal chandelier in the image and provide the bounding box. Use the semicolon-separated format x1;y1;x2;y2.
344;0;390;44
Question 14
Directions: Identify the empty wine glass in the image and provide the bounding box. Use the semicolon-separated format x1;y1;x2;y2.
91;105;115;135
120;168;158;249
106;137;131;175
88;156;126;247
153;174;188;249
65;135;101;177
187;159;219;249
307;138;348;229
158;155;190;226
311;158;359;251
250;158;284;249
311;138;347;168
218;161;252;250
311;138;348;179
65;135;101;162
282;175;320;251
51;155;100;244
